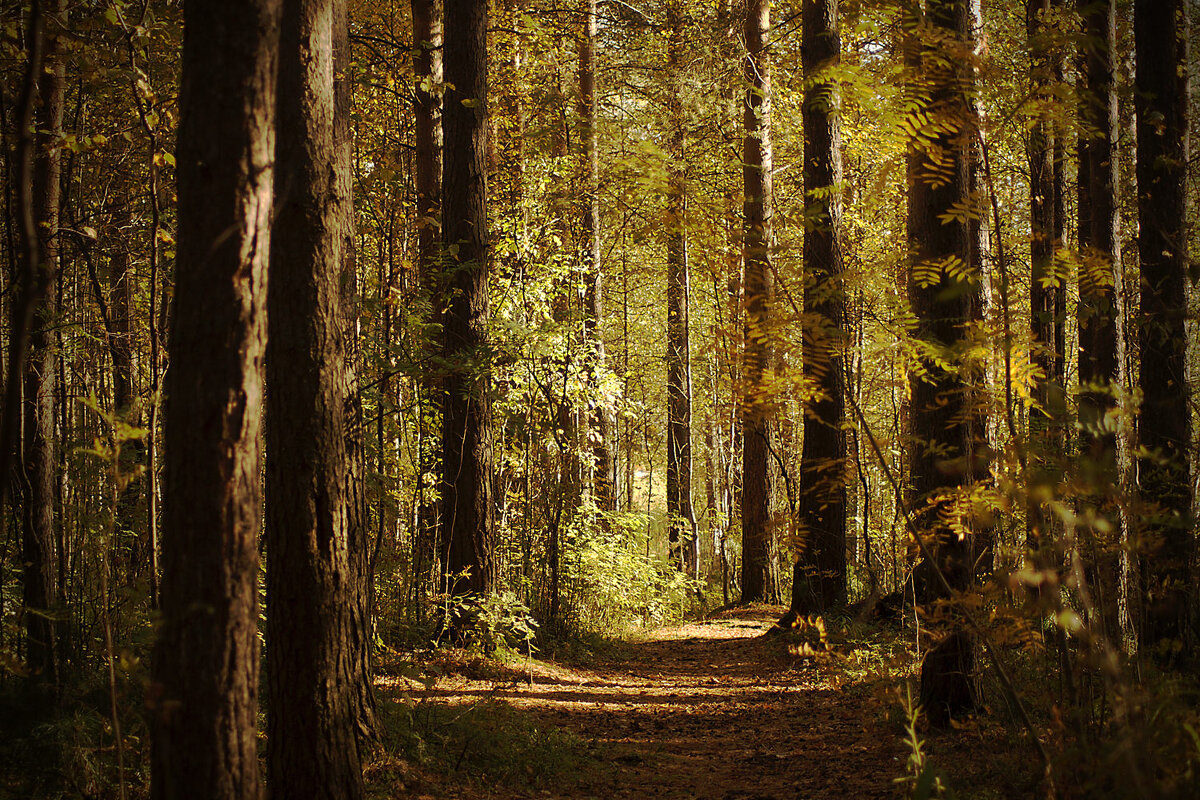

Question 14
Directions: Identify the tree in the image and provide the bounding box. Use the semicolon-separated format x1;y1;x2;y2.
905;0;985;727
1026;0;1066;559
265;0;369;795
580;0;615;514
21;0;67;687
440;0;495;606
665;0;697;575
1134;0;1191;654
788;0;847;616
149;0;279;796
412;0;442;595
740;0;775;603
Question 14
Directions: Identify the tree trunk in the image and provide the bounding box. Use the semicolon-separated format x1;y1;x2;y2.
1027;0;1065;563
149;1;279;797
1076;0;1122;641
740;0;774;603
441;0;494;605
665;0;696;575
412;0;442;601
1134;0;1191;655
23;0;66;688
579;0;614;514
265;0;369;796
789;0;846;616
906;0;985;727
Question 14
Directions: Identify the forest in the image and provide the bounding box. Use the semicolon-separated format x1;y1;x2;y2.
2;0;1200;797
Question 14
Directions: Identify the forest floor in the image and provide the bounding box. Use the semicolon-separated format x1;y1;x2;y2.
369;605;1040;799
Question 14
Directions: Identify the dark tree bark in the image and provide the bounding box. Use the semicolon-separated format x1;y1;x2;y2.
740;0;775;603
905;0;985;727
22;0;66;687
1075;0;1122;642
1134;0;1191;654
788;0;847;616
665;0;697;575
579;0;615;514
412;0;442;593
441;0;494;602
265;0;369;796
102;209;145;581
1076;0;1120;497
1027;0;1066;561
149;1;279;797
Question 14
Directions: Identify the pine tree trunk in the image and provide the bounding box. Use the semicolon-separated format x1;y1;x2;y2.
665;0;696;575
265;0;369;795
1076;0;1122;641
790;0;847;615
412;0;442;602
740;0;775;603
906;0;985;727
1135;0;1191;654
579;0;614;514
441;0;494;604
150;1;279;797
23;0;66;688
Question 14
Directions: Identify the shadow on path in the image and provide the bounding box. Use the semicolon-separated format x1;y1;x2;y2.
403;607;905;799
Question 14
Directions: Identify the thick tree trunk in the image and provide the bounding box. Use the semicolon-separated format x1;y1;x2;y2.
441;0;494;604
579;0;615;514
740;0;774;603
265;0;368;796
906;0;985;727
23;0;66;687
150;1;279;798
1134;0;1191;654
789;0;846;616
665;0;696;575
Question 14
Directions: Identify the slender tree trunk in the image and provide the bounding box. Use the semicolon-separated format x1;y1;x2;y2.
1027;0;1064;562
789;0;846;617
1134;0;1191;655
906;0;985;727
102;209;145;584
23;0;66;687
150;0;279;797
1076;0;1122;640
441;0;494;605
412;0;442;602
265;0;368;795
665;0;696;575
579;0;614;514
740;0;774;603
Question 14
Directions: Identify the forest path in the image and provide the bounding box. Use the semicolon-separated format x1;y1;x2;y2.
395;606;906;799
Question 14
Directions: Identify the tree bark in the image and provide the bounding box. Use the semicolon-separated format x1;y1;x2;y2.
265;0;369;795
441;0;494;604
1027;0;1065;561
789;0;847;616
1076;0;1120;478
740;0;775;603
665;0;696;575
149;1;279;797
905;0;985;727
412;0;442;597
1134;0;1191;654
23;0;66;687
579;0;615;514
1076;0;1122;641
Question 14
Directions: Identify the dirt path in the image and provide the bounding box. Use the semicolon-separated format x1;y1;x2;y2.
400;608;907;799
